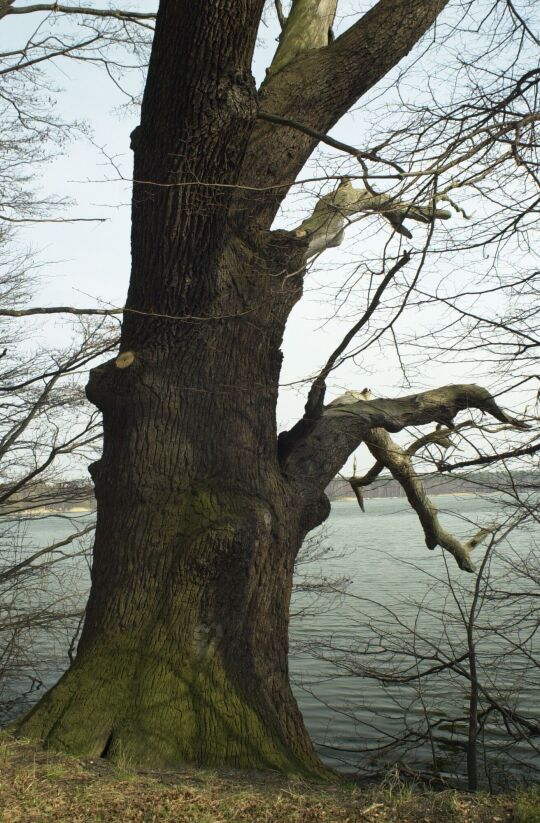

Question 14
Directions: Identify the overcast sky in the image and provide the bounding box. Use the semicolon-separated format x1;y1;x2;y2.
4;1;536;471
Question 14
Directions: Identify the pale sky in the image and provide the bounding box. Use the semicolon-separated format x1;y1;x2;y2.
3;1;537;472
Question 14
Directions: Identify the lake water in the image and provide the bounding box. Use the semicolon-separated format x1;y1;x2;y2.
2;495;539;785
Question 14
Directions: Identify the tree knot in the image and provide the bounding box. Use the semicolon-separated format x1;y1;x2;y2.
218;70;257;119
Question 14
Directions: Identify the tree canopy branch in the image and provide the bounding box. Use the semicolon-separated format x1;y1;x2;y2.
0;3;156;21
292;179;450;259
266;0;337;78
283;384;527;495
299;251;410;428
439;440;540;472
237;0;450;224
363;425;493;571
346;422;467;511
0;306;121;317
256;110;403;171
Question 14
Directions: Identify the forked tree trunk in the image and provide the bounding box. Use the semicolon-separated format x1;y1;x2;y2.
15;0;457;774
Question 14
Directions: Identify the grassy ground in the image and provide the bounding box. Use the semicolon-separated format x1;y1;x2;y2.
0;735;538;823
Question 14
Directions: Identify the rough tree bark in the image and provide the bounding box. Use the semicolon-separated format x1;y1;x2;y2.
15;0;517;774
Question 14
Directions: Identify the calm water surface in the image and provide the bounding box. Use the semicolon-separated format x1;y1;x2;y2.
290;496;540;782
3;495;539;784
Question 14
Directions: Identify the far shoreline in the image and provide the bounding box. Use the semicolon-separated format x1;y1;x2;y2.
10;491;497;517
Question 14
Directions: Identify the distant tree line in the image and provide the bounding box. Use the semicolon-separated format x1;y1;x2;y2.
326;472;540;502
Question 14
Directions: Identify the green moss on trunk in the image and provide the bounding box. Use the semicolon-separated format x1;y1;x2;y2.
15;487;327;779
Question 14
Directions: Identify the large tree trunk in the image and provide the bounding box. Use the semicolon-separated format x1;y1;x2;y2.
15;0;331;772
14;0;460;774
18;472;321;772
16;237;329;774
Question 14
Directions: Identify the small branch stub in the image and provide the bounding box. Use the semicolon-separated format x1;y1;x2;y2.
115;351;135;369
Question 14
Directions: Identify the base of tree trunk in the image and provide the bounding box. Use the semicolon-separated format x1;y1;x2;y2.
15;625;329;778
14;372;332;779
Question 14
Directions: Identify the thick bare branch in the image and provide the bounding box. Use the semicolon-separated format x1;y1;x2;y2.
0;3;156;22
282;383;526;493
0;306;121;318
347;422;470;510
267;0;337;77
274;0;286;30
293;178;450;257
324;385;526;429
237;0;450;225
363;426;493;572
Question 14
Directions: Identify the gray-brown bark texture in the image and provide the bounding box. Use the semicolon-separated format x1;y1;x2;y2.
15;0;507;774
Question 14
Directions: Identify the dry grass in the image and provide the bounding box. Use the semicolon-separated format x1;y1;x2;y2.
0;734;536;823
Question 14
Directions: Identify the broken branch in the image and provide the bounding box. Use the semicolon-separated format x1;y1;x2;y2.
292;178;451;258
363;426;494;572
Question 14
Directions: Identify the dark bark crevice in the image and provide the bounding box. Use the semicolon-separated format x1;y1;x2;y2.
100;732;114;760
